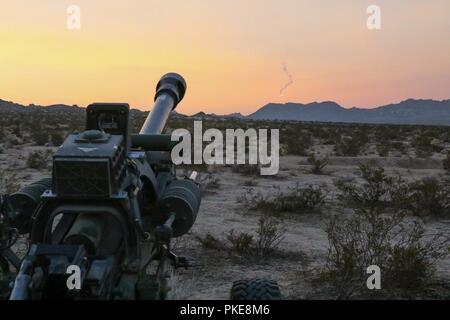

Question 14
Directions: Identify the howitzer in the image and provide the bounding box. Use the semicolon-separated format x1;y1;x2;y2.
0;73;202;300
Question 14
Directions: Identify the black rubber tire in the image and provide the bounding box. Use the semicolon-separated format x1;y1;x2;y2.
230;279;282;300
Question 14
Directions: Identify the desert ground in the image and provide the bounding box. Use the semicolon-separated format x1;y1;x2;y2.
172;155;450;299
1;110;450;299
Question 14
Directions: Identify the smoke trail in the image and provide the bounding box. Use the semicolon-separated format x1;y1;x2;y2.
279;62;294;96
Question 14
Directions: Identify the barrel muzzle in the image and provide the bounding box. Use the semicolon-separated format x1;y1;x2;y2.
155;73;187;109
139;72;187;135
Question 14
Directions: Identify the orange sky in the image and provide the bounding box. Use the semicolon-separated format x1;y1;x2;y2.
0;0;449;115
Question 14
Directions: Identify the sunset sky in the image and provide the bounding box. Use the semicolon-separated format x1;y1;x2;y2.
0;0;449;115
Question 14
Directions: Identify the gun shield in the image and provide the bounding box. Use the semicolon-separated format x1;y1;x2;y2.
157;179;201;238
7;178;52;234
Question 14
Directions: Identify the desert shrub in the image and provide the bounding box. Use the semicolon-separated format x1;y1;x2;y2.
198;174;220;190
33;131;49;146
237;188;264;208
309;127;325;140
412;134;443;158
407;178;450;218
443;151;450;173
196;221;284;258
328;164;449;298
337;164;450;218
375;126;399;143
442;131;450;143
285;185;326;212
334;136;364;157
325;210;449;298
226;230;254;254
334;164;409;212
376;142;391;157
387;245;435;292
239;184;325;214
391;141;406;154
307;153;329;174
50;132;65;146
0;171;20;194
26;150;52;170
9;124;18;135
255;216;285;258
195;233;223;250
283;131;312;156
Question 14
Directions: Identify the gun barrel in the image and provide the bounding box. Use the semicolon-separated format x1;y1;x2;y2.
140;73;187;135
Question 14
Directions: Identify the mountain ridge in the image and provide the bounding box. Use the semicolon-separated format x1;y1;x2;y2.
2;98;450;125
247;99;450;125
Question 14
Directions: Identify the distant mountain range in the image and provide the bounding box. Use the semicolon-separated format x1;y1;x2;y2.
2;98;450;125
247;99;450;125
0;99;82;113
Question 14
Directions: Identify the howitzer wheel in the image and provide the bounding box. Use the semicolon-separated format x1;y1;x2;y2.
230;279;282;300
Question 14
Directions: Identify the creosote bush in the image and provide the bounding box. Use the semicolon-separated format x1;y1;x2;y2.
376;142;391;157
226;230;254;254
334;163;409;212
412;133;443;158
239;184;325;214
255;216;285;258
327;163;450;298
307;153;329;175
33;131;49;146
283;131;312;156
198;217;285;259
336;164;450;218
443;151;450;174
408;178;450;218
26;150;52;170
334;136;365;157
195;233;223;250
325;210;448;298
198;174;220;191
